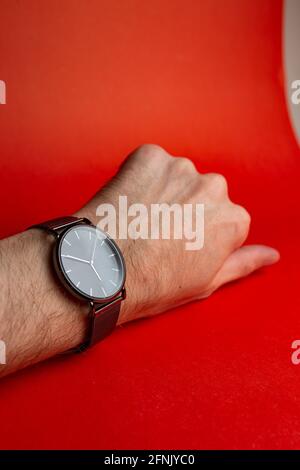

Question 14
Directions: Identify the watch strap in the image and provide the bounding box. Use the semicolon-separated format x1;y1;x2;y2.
30;216;91;236
76;296;122;352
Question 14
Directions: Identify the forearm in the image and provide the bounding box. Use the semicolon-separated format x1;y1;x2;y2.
0;218;138;378
0;229;89;377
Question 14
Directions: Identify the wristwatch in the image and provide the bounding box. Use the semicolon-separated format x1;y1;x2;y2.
29;216;126;352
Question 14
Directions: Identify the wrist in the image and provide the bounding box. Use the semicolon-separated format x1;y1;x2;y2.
74;207;139;325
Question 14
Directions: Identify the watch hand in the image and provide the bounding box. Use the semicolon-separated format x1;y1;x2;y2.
91;263;102;282
91;235;98;264
61;255;90;264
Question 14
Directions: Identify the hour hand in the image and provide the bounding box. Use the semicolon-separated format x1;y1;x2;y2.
91;263;102;282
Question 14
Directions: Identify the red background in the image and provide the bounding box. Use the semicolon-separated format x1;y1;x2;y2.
0;0;300;449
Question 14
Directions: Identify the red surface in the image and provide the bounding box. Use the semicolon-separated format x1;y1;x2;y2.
0;0;300;449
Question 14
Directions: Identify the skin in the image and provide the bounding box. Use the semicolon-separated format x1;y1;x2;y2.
0;145;279;377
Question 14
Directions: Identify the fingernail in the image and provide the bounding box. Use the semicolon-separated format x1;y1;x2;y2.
265;248;280;265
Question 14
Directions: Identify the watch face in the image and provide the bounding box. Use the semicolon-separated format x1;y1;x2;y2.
55;224;125;302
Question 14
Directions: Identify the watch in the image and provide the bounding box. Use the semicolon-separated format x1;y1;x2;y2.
29;216;126;352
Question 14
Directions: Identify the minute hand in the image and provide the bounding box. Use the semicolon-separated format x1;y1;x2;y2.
61;255;90;264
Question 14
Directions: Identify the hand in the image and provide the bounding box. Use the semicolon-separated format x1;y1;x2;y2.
76;144;280;324
0;144;280;377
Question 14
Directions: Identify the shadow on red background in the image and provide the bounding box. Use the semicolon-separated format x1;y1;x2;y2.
0;0;300;449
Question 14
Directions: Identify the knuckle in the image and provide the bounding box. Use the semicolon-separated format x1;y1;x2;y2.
136;143;169;160
204;172;228;196
173;156;196;172
235;204;251;227
126;144;170;170
231;204;251;242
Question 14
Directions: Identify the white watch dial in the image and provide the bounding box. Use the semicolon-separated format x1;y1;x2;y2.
58;225;125;300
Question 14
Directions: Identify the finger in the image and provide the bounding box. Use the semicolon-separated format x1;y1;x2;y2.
213;244;280;288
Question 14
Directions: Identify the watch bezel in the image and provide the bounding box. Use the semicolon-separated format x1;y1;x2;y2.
53;224;126;304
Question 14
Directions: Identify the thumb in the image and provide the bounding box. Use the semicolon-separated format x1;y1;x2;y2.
213;244;280;289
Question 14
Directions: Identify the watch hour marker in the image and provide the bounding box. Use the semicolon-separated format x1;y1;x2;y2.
90;287;93;296
109;253;116;257
112;268;119;272
64;239;71;246
75;230;80;240
66;269;72;274
109;280;117;287
76;281;80;288
101;286;107;296
101;240;105;246
89;231;91;240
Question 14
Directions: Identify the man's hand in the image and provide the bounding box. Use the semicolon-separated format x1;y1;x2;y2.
0;144;279;376
76;144;279;324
